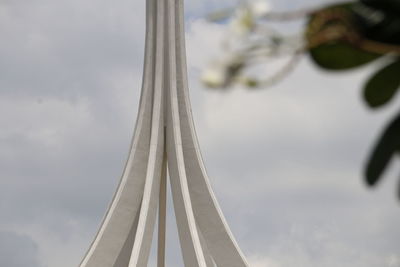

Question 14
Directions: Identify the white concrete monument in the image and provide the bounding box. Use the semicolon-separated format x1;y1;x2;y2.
80;0;249;266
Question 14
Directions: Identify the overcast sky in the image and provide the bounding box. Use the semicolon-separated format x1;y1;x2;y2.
0;0;399;266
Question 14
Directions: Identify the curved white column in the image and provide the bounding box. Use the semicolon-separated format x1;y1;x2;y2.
174;0;249;266
128;0;166;265
79;0;156;266
79;0;250;266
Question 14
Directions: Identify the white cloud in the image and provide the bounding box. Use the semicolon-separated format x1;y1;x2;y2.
247;220;397;267
0;230;43;267
249;255;280;267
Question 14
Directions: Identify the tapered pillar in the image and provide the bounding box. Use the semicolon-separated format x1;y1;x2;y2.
79;0;249;266
157;152;167;267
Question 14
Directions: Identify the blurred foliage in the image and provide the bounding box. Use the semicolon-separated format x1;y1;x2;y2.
366;114;400;190
309;43;381;70
205;0;400;200
306;0;400;199
364;60;400;107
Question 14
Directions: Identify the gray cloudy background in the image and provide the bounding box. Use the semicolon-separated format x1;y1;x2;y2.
0;0;399;266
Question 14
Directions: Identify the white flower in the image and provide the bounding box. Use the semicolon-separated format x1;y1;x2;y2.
202;52;245;88
201;64;228;88
221;52;245;69
250;1;271;18
229;1;271;36
230;7;255;36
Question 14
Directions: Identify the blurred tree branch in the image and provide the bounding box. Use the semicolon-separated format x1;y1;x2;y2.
203;0;400;201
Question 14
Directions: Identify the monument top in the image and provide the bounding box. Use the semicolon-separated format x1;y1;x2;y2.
80;0;249;266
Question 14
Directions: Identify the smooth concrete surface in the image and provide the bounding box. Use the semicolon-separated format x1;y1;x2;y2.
79;0;249;266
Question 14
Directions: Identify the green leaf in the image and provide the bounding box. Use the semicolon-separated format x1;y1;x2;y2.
365;113;400;186
364;60;400;108
361;0;400;13
310;43;381;70
354;0;400;45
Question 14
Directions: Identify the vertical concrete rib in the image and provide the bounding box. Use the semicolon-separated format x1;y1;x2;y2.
79;0;156;266
174;0;250;266
198;226;216;267
128;0;165;264
165;0;207;266
157;154;167;267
